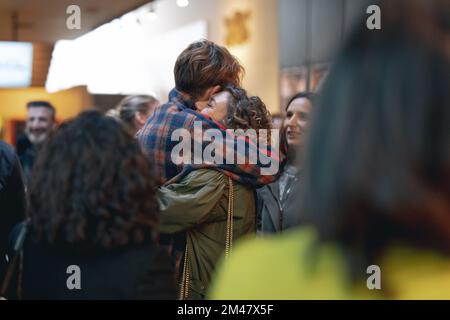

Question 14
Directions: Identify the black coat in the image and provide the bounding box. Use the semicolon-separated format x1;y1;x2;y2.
0;141;26;280
256;166;302;233
16;134;35;185
20;238;176;300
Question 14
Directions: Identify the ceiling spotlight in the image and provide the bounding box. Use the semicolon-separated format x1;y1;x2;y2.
176;0;189;8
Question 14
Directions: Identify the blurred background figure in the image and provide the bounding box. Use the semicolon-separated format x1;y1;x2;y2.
15;111;175;299
16;101;56;185
117;95;160;136
257;92;314;233
104;108;120;120
210;0;450;299
0;141;26;284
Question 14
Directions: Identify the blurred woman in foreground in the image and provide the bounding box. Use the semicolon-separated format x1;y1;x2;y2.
209;0;450;299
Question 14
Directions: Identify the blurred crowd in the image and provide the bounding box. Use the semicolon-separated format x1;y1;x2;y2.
0;0;449;299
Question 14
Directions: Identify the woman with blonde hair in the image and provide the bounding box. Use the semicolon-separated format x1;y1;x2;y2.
117;95;160;135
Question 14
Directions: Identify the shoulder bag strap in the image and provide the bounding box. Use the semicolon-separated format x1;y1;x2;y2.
178;177;234;300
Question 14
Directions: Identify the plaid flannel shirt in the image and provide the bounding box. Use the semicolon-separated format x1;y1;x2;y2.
137;88;280;188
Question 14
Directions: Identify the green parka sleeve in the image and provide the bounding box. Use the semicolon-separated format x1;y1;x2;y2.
157;169;228;234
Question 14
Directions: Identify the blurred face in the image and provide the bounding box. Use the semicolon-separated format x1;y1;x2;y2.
201;91;230;124
135;101;159;131
285;97;312;147
26;107;55;144
195;85;221;111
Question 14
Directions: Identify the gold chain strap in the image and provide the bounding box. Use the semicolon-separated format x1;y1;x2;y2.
178;245;190;300
178;176;234;300
225;177;234;259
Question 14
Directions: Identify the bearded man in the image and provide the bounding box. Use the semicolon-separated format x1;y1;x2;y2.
17;101;56;184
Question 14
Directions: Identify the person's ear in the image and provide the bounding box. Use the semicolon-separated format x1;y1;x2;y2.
202;85;221;100
210;85;221;96
195;85;222;111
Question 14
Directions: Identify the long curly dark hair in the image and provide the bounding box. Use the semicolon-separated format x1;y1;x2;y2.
29;110;159;250
223;85;272;134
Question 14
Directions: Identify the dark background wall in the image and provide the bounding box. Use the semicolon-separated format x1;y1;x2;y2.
280;0;374;68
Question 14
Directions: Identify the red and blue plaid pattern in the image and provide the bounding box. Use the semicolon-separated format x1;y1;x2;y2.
137;89;280;188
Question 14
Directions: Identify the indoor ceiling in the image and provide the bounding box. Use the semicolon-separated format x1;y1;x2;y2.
0;0;152;43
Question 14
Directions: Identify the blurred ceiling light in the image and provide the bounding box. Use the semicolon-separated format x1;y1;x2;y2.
46;19;207;95
176;0;189;8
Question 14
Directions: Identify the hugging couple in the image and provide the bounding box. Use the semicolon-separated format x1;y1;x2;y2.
137;40;280;299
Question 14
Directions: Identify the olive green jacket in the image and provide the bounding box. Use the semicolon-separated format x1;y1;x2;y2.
157;169;256;299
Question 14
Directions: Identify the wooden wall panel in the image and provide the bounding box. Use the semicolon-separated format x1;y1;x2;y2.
31;42;53;87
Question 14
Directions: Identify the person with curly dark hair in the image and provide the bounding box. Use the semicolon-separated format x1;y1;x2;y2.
157;86;273;300
202;85;272;135
16;110;175;299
